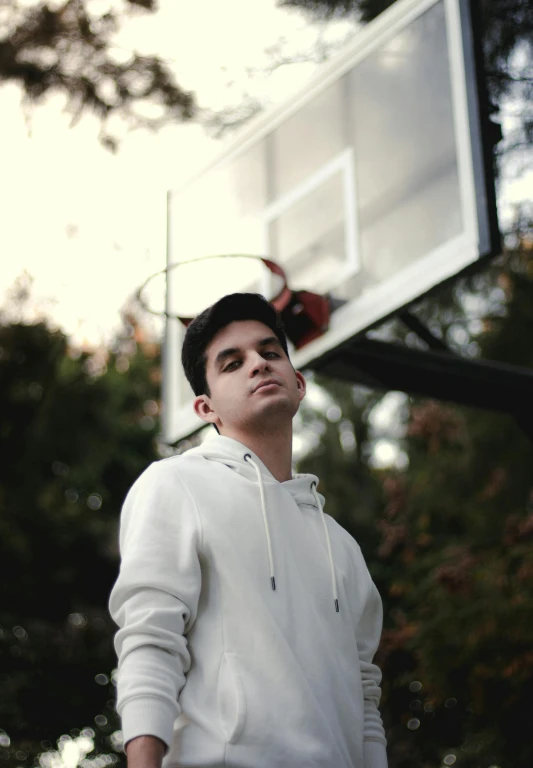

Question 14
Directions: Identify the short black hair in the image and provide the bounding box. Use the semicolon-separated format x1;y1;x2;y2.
181;292;291;407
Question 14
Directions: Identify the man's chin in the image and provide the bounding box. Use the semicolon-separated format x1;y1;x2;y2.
250;401;297;426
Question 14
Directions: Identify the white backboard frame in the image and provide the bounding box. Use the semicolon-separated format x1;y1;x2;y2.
263;147;360;292
162;0;499;444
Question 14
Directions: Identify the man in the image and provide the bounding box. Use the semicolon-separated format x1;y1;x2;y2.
109;292;388;768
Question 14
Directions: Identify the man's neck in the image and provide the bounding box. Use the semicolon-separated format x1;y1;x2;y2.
220;427;294;483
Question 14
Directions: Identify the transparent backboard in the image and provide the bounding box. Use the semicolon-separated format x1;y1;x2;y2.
163;0;498;443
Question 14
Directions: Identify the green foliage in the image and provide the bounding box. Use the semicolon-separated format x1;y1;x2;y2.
0;315;160;767
296;222;533;767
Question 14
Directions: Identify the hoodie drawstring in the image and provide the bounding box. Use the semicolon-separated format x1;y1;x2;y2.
311;482;340;613
244;454;339;613
244;454;276;591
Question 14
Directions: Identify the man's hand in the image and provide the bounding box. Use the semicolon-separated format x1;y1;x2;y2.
125;735;166;768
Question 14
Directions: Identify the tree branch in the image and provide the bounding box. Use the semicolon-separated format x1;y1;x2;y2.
0;0;195;149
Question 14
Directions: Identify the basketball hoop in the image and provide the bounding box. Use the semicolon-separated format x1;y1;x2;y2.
136;253;334;350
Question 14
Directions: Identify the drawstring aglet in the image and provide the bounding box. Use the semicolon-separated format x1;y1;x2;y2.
271;576;276;591
334;599;339;613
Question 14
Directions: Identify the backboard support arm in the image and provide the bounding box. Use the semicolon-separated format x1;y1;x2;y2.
309;336;533;442
397;310;454;354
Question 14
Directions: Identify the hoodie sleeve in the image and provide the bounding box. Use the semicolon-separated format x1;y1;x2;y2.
356;572;388;768
108;460;203;752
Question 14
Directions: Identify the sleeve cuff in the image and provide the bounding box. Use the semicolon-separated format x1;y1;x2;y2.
121;697;177;754
364;739;388;768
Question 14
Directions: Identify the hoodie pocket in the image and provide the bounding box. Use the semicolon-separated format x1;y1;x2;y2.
217;652;247;744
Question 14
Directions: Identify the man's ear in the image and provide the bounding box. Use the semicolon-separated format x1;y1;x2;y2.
295;370;306;402
193;394;218;426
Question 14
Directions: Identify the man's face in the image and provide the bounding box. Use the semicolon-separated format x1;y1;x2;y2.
193;320;306;435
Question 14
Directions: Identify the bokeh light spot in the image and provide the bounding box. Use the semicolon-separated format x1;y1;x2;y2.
144;399;159;416
326;404;342;422
0;732;11;748
87;494;102;510
115;356;129;373
68;613;87;627
109;731;123;752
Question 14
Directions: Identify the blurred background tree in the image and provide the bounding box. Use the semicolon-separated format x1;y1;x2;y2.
0;0;195;150
0;295;161;766
295;213;533;767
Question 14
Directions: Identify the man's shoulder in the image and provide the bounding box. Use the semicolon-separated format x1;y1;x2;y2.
156;450;207;471
325;514;366;561
125;452;208;510
136;451;206;485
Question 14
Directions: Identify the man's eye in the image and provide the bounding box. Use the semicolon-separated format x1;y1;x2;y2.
223;351;279;372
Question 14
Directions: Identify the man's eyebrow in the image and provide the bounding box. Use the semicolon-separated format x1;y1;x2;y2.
214;336;282;369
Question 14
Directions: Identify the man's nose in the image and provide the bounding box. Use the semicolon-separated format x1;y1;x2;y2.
250;353;271;374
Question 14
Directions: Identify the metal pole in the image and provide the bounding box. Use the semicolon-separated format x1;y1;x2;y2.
161;190;173;443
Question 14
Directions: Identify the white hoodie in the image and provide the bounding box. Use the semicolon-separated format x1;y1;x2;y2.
109;435;388;768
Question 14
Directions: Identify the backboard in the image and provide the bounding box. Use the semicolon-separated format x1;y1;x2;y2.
162;0;499;444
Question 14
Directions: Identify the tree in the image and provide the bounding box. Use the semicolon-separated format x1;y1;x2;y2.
0;0;195;150
294;216;533;766
0;308;162;767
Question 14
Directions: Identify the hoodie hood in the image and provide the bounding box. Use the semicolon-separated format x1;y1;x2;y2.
185;434;339;612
